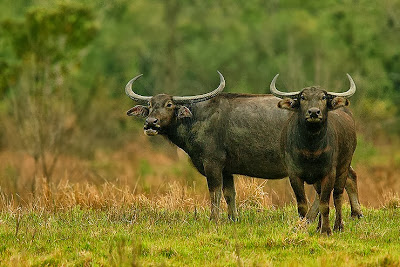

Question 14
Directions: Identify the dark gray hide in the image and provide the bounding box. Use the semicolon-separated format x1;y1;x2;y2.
273;76;361;235
126;76;361;222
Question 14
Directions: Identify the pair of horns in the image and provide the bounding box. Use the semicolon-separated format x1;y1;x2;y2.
125;71;225;104
270;74;356;98
126;72;356;103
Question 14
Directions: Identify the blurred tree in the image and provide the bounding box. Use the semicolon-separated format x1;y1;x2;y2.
1;0;400;155
1;3;97;186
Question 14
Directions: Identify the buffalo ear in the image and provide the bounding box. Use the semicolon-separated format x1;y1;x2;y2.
177;106;192;119
328;97;349;110
126;105;149;117
277;98;298;110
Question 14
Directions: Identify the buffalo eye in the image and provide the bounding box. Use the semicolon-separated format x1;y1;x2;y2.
322;95;326;100
166;102;173;108
300;95;305;100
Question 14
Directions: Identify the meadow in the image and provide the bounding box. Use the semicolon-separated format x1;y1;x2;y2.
1;128;400;266
1;131;400;266
1;181;400;266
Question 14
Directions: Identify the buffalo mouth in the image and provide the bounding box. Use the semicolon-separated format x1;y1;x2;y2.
305;117;322;123
144;125;160;136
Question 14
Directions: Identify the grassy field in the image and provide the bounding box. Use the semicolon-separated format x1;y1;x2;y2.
1;203;400;266
1;142;400;266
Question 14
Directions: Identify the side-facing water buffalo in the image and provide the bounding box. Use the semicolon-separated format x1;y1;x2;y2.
271;74;359;234
125;71;362;221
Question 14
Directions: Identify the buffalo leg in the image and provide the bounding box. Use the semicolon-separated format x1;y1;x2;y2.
345;166;363;218
317;214;322;230
204;161;223;221
319;175;334;235
313;183;322;230
333;173;347;231
223;173;238;221
306;191;320;222
308;167;362;222
222;174;238;221
289;176;308;218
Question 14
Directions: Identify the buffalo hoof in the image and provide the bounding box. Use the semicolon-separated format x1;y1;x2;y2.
298;205;308;219
228;214;239;222
351;211;363;219
316;215;322;230
306;211;319;223
334;222;344;232
306;206;320;222
320;226;332;236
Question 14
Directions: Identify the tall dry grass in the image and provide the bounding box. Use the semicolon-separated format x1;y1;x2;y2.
1;136;400;212
1;174;399;215
0;177;278;215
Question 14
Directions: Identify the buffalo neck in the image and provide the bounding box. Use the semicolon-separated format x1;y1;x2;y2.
162;105;197;152
292;112;329;151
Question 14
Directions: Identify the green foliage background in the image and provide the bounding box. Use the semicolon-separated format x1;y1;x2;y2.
0;0;399;157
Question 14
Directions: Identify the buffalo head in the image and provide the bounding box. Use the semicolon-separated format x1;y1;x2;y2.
270;74;355;129
126;71;225;136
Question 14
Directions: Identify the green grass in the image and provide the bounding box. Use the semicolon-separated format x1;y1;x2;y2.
1;206;399;266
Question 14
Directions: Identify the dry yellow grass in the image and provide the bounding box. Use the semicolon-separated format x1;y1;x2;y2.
1;136;400;212
0;176;279;214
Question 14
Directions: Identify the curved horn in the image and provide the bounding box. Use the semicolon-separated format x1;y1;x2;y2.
172;71;225;104
328;74;356;98
125;74;152;103
269;74;300;99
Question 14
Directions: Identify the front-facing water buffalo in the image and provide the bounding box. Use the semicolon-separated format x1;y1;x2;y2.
271;74;359;234
125;71;362;221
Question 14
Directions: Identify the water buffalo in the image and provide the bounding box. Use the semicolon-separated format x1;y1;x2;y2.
125;71;362;221
271;74;359;234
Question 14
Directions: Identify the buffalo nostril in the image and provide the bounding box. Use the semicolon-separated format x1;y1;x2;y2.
308;108;320;114
145;118;158;125
307;108;320;118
